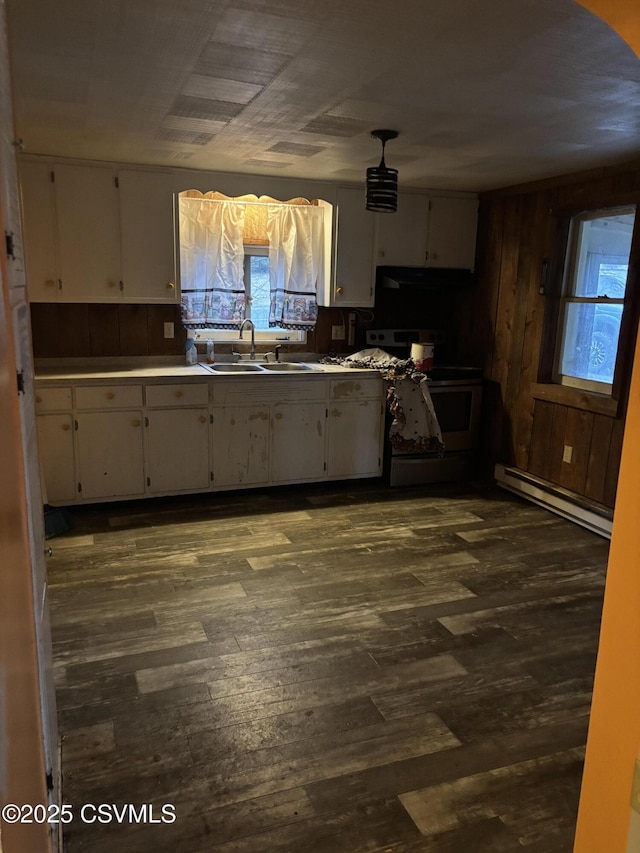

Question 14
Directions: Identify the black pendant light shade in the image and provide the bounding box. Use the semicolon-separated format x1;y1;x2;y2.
366;129;399;213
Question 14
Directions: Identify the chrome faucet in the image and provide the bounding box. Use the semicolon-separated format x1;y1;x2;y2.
238;318;256;360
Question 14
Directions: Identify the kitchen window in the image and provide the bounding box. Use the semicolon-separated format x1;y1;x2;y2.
554;206;635;395
177;191;330;342
201;248;306;343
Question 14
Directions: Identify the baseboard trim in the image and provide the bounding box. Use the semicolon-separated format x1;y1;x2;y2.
494;464;613;539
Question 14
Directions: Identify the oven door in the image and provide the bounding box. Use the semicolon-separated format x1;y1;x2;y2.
428;381;482;451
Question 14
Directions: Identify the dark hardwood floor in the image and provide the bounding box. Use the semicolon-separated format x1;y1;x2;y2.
47;480;609;852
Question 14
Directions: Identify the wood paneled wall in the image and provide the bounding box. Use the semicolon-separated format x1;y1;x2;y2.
456;160;640;509
30;302;351;359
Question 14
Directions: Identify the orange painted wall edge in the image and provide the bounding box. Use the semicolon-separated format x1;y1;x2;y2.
573;5;640;851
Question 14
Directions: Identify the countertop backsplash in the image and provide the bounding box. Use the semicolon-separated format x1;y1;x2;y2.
30;303;357;360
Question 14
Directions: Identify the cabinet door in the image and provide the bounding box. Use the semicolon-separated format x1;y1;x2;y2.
36;414;76;503
426;197;478;270
271;401;326;482
146;408;210;494
327;399;383;479
213;404;270;487
328;187;376;308
375;194;429;267
20;161;60;301
54;163;122;301
118;169;178;302
76;411;145;499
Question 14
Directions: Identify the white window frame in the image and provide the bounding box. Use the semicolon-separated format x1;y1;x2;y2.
554;206;635;395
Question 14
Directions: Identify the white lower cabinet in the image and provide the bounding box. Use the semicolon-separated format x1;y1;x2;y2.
271;401;327;483
146;408;210;494
36;372;385;504
327;399;383;478
76;411;145;500
212;404;270;488
326;377;384;479
36;414;76;503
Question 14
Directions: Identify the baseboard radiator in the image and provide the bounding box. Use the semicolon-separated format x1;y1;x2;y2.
494;464;613;539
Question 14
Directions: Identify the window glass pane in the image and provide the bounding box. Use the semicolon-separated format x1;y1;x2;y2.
559;302;623;385
247;255;271;330
573;212;634;297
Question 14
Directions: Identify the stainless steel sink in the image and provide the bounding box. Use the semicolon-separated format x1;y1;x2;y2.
261;363;313;372
206;363;264;372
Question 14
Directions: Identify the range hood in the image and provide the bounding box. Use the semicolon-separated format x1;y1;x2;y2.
377;265;474;289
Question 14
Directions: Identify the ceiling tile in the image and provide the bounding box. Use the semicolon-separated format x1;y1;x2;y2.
268;141;325;157
181;75;263;105
244;158;291;169
195;42;287;87
169;95;245;123
162;115;229;135
211;8;315;56
300;115;366;138
156;128;215;146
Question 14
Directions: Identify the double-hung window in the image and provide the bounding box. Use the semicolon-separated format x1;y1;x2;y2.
237;246;306;343
555;206;635;394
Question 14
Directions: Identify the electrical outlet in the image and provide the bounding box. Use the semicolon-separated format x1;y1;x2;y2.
332;324;345;341
163;322;174;339
562;444;573;464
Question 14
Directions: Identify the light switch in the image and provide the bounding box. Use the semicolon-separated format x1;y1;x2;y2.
332;325;345;341
164;322;174;339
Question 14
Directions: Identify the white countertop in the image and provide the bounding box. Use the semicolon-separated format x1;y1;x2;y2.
34;360;377;382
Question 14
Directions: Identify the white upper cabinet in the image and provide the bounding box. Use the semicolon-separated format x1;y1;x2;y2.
20;160;60;301
426;196;478;270
22;160;179;303
375;194;430;267
375;193;478;272
118;168;177;302
318;186;376;308
54;163;123;301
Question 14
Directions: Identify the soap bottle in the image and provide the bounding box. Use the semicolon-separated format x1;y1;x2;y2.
206;340;214;364
185;333;197;365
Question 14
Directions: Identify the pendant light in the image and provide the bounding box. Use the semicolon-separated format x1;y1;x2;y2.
366;129;399;213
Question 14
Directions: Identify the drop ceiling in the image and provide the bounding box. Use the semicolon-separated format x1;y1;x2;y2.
6;0;640;192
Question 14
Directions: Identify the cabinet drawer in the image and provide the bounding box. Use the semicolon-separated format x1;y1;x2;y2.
76;385;143;410
34;386;72;412
145;383;209;407
329;376;383;400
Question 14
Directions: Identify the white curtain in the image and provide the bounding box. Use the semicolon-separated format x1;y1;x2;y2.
266;204;324;330
179;197;246;329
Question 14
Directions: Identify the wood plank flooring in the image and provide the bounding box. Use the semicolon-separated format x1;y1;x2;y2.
47;481;609;852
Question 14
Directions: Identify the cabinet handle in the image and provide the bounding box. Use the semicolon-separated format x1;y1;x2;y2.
174;391;183;398
166;282;175;290
105;392;115;399
61;423;70;431
198;415;207;423
131;419;141;427
35;395;42;403
274;412;283;420
336;286;343;295
107;281;117;289
119;281;124;291
377;250;385;259
45;279;55;288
